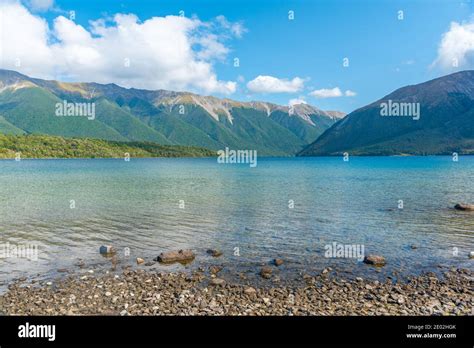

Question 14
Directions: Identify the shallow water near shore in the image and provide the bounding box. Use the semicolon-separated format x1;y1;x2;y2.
0;156;473;291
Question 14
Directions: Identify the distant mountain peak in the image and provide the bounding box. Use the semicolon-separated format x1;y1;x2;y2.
299;70;474;156
0;69;345;127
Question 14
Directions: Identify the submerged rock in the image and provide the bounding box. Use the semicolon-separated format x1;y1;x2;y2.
74;260;85;268
260;266;273;279
209;265;223;275
454;203;474;211
99;245;116;255
363;255;386;266
206;249;223;257
155;250;195;264
273;258;284;266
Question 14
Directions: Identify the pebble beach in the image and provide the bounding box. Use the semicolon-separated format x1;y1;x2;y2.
0;264;472;316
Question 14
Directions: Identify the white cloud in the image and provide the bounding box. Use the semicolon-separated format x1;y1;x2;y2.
433;20;474;70
215;15;246;38
247;75;305;93
0;2;240;94
28;0;54;12
345;90;357;97
309;87;356;99
288;98;307;107
0;1;54;77
309;87;342;99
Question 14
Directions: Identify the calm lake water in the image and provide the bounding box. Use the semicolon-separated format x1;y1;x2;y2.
0;157;473;288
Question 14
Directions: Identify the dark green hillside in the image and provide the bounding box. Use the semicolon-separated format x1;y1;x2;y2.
299;70;474;156
120;99;224;149
0;115;24;135
270;109;331;143
0;134;216;159
227;107;306;155
93;98;171;144
0;87;127;140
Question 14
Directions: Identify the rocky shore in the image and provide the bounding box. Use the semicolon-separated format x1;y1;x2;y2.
0;267;472;316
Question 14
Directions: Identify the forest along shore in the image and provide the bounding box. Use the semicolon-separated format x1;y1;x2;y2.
0;268;472;315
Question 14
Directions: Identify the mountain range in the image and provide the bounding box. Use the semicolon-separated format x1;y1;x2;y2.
0;69;344;156
2;69;472;157
299;70;474;156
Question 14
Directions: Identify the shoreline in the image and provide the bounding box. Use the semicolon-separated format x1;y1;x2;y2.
1;155;474;160
0;267;471;316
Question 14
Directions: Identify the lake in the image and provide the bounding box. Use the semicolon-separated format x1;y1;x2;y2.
0;157;473;289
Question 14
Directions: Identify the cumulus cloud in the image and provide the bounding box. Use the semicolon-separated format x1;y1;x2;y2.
0;2;241;94
309;87;356;99
345;90;357;97
247;75;305;93
432;20;474;70
309;87;342;99
28;0;54;12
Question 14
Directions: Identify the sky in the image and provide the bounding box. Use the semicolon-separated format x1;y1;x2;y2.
0;0;473;113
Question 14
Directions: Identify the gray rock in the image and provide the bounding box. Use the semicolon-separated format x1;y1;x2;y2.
99;245;116;255
260;266;273;279
206;249;223;257
363;255;386;266
75;260;85;268
454;203;474;211
155;250;195;264
273;258;284;266
210;278;226;286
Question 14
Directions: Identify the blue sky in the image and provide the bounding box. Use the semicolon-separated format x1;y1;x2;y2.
2;0;473;113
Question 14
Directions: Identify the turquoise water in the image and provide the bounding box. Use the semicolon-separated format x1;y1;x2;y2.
0;157;473;287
